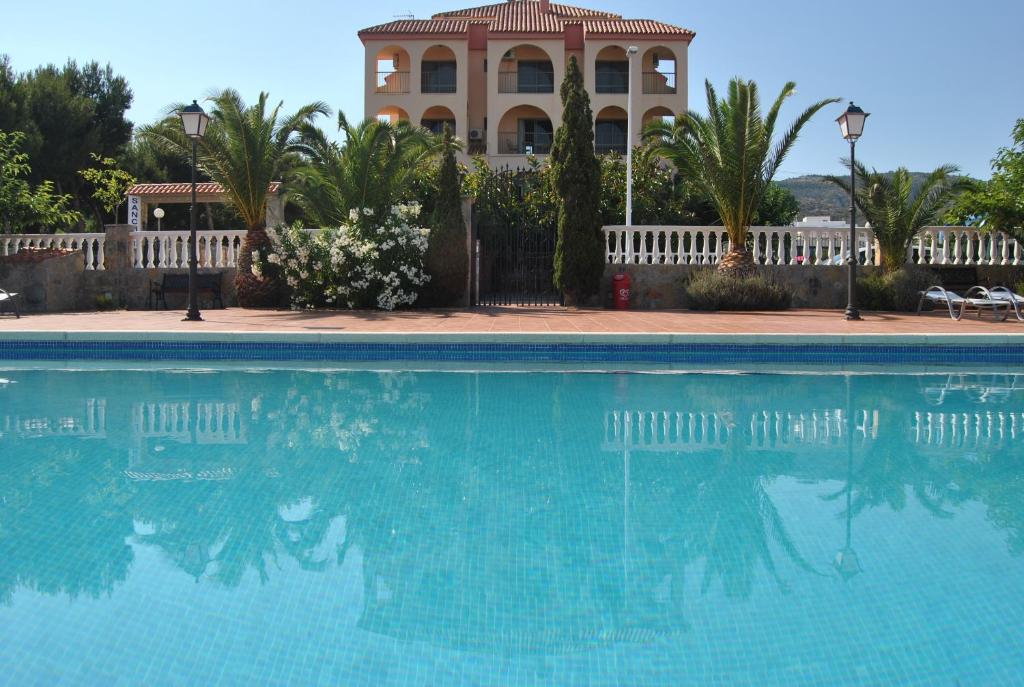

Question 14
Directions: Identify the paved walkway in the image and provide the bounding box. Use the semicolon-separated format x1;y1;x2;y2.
2;308;1022;335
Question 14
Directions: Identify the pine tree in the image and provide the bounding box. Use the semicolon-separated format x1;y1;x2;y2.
423;124;468;305
550;56;604;305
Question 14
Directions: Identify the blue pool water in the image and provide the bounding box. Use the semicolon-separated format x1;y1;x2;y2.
1;366;1023;686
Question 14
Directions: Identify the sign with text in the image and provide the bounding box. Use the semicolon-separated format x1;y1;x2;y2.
128;195;141;231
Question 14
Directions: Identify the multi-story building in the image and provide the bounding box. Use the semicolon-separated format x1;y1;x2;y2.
359;0;693;167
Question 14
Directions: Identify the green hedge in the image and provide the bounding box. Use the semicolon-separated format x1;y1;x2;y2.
684;270;791;311
857;267;939;312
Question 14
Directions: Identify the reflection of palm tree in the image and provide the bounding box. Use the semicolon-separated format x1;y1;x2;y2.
683;440;822;599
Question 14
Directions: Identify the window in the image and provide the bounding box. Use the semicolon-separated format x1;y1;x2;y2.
595;61;629;94
595;120;627;154
421;61;457;93
516;61;554;93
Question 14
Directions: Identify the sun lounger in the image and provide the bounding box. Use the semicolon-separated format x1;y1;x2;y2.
0;288;19;318
989;286;1024;321
917;286;1009;321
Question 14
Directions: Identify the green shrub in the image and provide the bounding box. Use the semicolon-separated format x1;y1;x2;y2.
684;270;791;311
857;266;939;312
1015;279;1024;297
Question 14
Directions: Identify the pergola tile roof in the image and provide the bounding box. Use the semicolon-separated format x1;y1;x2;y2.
359;0;693;39
126;182;282;197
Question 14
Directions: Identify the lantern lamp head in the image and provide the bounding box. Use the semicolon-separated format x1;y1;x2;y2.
178;100;210;139
837;102;869;142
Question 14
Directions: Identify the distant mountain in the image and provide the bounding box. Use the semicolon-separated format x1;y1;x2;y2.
778;172;939;222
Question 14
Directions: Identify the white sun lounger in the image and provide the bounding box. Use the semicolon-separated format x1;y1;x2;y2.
989;286;1024;321
0;288;19;318
917;286;1009;321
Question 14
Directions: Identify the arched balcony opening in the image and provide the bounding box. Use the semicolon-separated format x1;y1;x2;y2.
594;46;629;94
376;106;410;125
641;47;677;95
642;106;676;133
498;105;554;155
375;46;411;94
422;45;457;94
595;106;628;155
498;45;555;94
421;105;456;136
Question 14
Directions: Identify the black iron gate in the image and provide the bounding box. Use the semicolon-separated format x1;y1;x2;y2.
474;208;562;306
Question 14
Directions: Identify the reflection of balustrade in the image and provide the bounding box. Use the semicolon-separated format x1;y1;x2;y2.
0;399;107;439
603;408;876;452
131;401;246;445
912;411;1024;450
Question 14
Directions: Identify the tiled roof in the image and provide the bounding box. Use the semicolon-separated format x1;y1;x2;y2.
360;0;693;38
434;1;618;19
359;18;471;35
583;19;695;36
126;182;282;196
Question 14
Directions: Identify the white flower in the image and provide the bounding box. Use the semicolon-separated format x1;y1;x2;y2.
349;209;360;222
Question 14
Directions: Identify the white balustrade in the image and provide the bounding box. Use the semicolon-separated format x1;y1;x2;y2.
910;228;1021;266
131;229;250;269
604;225;878;266
603;226;1022;267
0;233;107;270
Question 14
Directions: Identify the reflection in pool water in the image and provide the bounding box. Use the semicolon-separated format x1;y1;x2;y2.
1;369;1023;686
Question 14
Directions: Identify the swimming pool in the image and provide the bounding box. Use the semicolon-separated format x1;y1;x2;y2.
1;365;1022;686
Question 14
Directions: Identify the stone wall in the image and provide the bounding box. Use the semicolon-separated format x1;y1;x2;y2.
600;263;1024;310
1;225;238;313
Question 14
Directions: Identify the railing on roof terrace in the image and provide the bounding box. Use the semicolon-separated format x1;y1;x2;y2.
602;226;1023;267
643;71;676;94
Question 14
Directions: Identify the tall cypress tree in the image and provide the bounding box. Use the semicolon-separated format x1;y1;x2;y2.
424;124;468;306
550;56;603;305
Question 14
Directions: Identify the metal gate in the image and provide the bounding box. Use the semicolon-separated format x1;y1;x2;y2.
474;208;562;306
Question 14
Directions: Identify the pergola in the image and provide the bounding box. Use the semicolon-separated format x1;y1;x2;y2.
125;182;284;230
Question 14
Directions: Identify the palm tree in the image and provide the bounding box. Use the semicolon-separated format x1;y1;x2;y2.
647;79;838;276
288;113;439;226
139;90;328;307
826;164;969;272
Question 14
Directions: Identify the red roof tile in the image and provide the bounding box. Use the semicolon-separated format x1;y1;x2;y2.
126;182;282;196
360;0;693;39
359;18;471;35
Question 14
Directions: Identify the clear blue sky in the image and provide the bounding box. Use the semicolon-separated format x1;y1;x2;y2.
2;0;1021;179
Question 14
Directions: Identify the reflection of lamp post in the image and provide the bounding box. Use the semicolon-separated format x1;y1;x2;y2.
153;207;164;232
625;45;638;227
177;100;210;323
834;374;862;580
836;102;869;321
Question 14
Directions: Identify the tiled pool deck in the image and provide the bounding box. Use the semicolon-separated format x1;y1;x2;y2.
2;307;1023;337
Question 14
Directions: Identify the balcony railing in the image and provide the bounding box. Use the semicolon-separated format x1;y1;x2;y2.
498;71;555;94
376;71;410;94
595;72;629;94
421;72;456;94
498;131;553;155
643;71;676;94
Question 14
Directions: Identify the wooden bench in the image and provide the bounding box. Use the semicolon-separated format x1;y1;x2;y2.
149;273;224;310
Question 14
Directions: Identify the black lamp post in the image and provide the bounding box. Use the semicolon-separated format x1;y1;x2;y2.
177;100;210;322
836;102;869;321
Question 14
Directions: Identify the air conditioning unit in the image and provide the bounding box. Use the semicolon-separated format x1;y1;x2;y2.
469;128;484;141
502;49;516;61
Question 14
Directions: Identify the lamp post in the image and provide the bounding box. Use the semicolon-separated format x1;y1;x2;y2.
836;102;869;321
625;45;638;227
153;207;164;232
177;100;209;322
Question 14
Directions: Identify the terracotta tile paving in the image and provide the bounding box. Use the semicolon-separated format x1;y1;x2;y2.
1;307;1023;335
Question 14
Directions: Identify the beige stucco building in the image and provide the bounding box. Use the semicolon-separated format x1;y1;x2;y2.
359;0;694;167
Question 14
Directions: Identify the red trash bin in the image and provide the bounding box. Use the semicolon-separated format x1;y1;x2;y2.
613;273;631;310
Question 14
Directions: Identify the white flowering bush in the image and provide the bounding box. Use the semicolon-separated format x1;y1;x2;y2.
260;204;430;310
